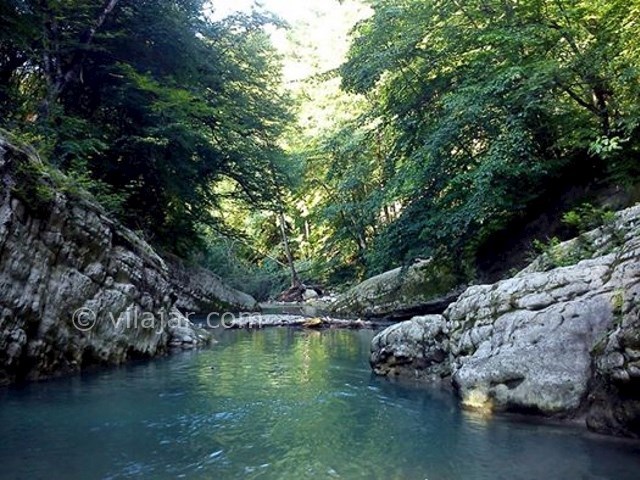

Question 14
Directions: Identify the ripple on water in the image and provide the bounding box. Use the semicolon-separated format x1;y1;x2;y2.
0;329;639;480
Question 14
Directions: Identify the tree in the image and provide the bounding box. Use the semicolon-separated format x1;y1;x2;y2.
38;0;121;119
337;0;640;274
0;0;293;256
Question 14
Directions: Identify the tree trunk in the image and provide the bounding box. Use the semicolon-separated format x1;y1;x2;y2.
592;86;611;136
278;210;300;288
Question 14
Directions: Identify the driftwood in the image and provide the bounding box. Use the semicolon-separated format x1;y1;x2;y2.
227;315;392;330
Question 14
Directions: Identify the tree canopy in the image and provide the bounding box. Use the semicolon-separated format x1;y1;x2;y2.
1;0;293;255
327;0;640;275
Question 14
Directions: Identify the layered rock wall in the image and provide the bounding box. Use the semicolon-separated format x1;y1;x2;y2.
0;137;255;385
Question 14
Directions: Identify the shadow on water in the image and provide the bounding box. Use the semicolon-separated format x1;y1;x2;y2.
1;328;639;480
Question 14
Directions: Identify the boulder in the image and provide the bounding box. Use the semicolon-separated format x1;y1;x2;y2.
331;259;462;320
370;315;450;380
371;204;640;436
167;308;213;349
446;258;617;415
302;289;320;301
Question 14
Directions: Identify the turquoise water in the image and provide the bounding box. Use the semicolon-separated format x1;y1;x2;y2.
1;328;639;479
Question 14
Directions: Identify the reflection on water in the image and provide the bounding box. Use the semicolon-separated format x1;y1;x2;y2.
1;328;639;479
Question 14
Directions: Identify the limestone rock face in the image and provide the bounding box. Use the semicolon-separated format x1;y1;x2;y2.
0;137;224;385
330;259;461;320
371;204;640;437
370;315;450;380
586;229;640;437
166;254;258;314
446;257;618;415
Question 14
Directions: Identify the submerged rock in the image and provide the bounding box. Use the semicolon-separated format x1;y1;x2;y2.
371;204;640;437
330;259;462;320
167;308;213;349
0;136;251;385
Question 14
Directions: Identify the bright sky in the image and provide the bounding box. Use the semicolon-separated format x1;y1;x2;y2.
211;0;324;23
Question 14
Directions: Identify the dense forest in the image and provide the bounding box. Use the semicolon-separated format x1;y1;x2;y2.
1;0;639;299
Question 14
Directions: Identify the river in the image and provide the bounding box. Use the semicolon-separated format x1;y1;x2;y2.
1;328;639;479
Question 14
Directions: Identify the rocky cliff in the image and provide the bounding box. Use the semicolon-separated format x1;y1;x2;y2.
371;205;640;438
166;253;258;313
0;136;256;385
330;259;462;320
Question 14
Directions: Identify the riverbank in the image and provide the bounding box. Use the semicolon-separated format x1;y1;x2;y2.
225;313;393;330
369;204;640;439
0;136;255;385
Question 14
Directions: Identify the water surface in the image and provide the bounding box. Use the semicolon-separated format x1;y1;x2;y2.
1;328;639;479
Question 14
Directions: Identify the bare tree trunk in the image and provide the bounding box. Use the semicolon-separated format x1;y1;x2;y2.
304;219;310;243
278;210;300;288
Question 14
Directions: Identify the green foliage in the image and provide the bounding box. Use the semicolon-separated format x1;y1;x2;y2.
200;237;290;301
3;0;640;292
562;203;616;235
531;201;627;271
11;159;57;211
326;0;640;280
7;138;127;218
64;158;127;216
531;234;596;270
533;237;591;270
0;0;293;258
611;289;625;317
589;136;626;159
